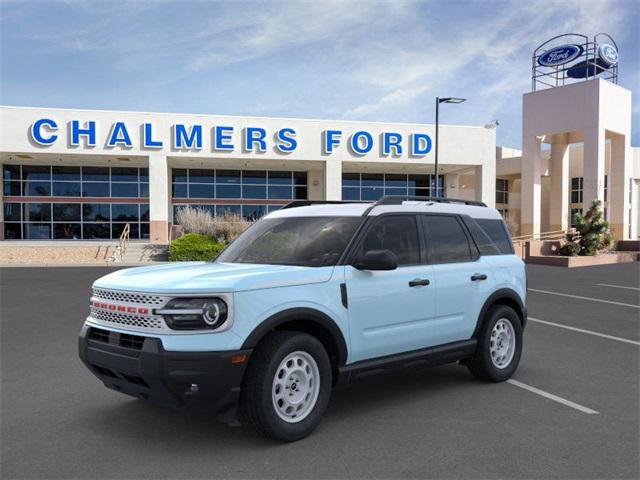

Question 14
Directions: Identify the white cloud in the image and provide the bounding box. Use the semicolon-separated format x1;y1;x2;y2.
339;0;629;121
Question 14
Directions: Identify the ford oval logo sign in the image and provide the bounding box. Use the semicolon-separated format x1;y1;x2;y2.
598;44;618;66
538;44;583;67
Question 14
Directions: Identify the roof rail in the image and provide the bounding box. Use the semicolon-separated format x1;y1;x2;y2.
374;195;487;207
281;200;369;210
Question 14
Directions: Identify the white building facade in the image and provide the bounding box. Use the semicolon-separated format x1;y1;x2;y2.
0;106;496;243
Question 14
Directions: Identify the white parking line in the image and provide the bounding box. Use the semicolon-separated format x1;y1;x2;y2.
528;288;640;309
596;283;640;291
528;317;640;346
507;379;600;415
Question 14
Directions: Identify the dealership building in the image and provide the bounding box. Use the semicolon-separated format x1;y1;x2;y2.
0;107;496;243
0;34;638;246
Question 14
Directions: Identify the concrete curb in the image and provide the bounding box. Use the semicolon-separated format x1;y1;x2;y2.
0;262;170;268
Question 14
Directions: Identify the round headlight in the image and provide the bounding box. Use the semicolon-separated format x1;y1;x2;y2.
159;297;228;330
203;300;228;328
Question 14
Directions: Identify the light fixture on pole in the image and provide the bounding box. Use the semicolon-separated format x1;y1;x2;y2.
435;97;466;197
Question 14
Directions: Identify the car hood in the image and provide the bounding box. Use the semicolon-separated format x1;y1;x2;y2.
93;262;335;294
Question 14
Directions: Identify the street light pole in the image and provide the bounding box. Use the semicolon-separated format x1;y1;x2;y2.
435;97;440;197
434;96;466;198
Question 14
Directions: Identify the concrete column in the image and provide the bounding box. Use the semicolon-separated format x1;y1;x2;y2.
324;159;342;201
582;126;606;212
445;173;459;199
609;134;631;240
549;135;570;232
148;153;170;244
474;163;495;208
307;169;323;201
521;135;543;236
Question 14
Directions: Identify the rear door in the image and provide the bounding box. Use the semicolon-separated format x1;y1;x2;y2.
421;214;495;344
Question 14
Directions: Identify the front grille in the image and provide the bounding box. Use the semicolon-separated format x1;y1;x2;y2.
88;327;110;343
92;288;166;306
120;333;145;350
88;327;146;350
90;307;165;330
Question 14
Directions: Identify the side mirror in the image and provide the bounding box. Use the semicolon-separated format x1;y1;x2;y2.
354;249;398;271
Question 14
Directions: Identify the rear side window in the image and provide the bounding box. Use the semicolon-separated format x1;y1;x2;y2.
475;219;514;254
422;215;472;264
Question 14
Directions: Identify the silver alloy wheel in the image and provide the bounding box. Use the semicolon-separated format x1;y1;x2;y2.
272;351;320;423
490;318;516;369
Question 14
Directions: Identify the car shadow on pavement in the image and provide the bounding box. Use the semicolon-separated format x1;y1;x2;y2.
77;363;477;447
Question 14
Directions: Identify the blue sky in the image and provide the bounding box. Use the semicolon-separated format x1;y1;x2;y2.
1;0;638;148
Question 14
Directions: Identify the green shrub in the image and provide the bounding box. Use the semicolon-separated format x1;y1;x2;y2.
169;233;226;262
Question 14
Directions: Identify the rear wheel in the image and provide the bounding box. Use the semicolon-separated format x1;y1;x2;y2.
468;305;522;382
239;331;332;442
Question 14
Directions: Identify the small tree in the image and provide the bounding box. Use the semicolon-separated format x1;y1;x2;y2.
560;199;613;256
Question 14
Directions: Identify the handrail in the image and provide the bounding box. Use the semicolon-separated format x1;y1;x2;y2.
512;228;574;245
512;229;567;241
106;223;131;263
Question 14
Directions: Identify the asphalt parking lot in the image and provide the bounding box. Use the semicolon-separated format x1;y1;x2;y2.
1;263;638;479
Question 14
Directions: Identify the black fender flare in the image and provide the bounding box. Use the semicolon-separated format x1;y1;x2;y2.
472;288;527;338
241;307;349;366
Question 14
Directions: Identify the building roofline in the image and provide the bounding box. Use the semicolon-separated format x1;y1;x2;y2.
0;104;490;130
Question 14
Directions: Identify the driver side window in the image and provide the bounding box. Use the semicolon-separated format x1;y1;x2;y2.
359;215;420;265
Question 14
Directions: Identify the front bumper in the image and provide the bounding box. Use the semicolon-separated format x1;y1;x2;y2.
78;325;252;421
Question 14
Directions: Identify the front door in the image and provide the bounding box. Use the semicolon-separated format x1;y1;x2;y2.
345;215;436;363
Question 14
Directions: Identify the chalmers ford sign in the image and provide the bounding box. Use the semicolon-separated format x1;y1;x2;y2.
29;118;434;157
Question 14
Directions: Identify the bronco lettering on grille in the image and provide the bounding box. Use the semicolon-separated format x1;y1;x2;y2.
90;300;149;315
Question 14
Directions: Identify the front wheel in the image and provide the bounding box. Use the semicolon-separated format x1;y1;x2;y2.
468;305;523;382
239;331;332;442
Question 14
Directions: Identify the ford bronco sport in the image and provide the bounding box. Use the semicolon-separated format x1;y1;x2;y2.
79;196;526;442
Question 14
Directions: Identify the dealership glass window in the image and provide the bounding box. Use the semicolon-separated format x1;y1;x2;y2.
24;223;52;239
173;203;281;222
83;223;110;239
570;177;583;203
3;201;149;240
4;222;22;239
111;182;139;198
83;203;111;221
52;166;80;181
53;203;81;222
4;202;22;222
2;164;148;199
52;181;81;197
342;173;443;200
25;181;51;196
171;168;307;221
496;178;508;204
22;165;51;181
172;168;307;200
570;208;582;228
3;180;21;196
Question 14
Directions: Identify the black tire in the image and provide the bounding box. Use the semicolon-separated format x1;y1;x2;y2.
468;305;523;382
239;330;332;442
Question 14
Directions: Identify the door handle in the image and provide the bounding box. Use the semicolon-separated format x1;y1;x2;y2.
471;273;487;281
409;278;430;287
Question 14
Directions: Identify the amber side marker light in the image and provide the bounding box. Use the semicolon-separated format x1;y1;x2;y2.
231;354;247;364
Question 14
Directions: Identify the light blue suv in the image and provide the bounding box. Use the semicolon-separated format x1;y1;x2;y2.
79;196;527;442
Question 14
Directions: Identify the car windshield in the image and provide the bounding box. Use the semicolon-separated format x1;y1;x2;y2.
216;216;362;267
